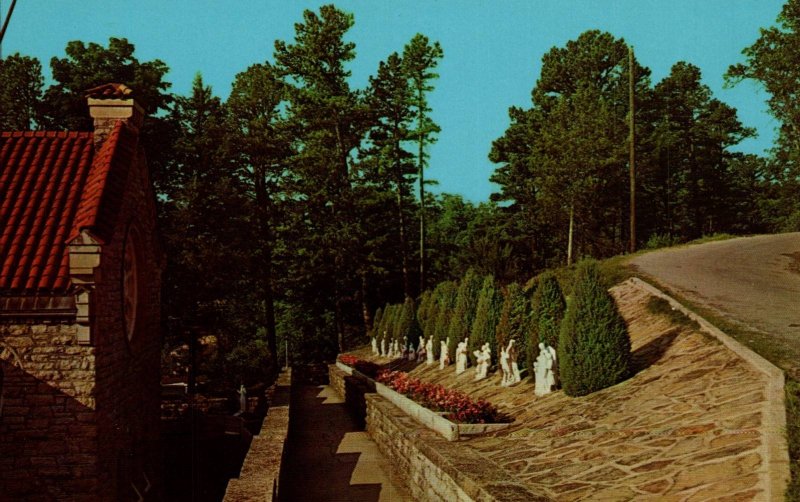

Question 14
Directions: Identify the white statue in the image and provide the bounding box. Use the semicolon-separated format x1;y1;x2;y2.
534;342;557;396
426;336;434;365
392;339;400;358
402;336;409;358
473;342;491;381
439;341;450;369
371;336;378;355
417;336;427;362
407;340;416;361
501;339;521;386
238;384;247;414
499;342;511;385
455;338;469;375
380;332;388;357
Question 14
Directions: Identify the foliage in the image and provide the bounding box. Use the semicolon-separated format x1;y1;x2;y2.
402;34;444;293
727;0;800;157
431;281;458;359
376;370;508;423
0;54;44;130
370;307;384;337
446;269;483;360
558;260;631;396
645;233;681;250
528;271;565;378
468;275;502;365
495;282;532;370
397;297;422;348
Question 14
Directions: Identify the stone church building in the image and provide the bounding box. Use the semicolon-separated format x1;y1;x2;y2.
0;84;163;500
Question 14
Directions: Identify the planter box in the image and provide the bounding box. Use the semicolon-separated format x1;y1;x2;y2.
335;361;353;375
374;381;511;441
336;361;511;441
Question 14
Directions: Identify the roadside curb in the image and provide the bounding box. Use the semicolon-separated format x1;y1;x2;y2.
629;277;790;501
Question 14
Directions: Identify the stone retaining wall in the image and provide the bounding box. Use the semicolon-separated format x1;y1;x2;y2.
366;394;550;501
223;369;291;502
329;364;547;501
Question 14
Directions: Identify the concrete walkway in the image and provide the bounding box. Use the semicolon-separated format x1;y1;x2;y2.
280;384;412;502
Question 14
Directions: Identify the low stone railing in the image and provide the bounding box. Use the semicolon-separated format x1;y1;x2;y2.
223;369;291;502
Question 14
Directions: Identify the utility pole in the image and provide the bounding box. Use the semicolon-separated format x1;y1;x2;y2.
0;0;19;59
628;44;636;254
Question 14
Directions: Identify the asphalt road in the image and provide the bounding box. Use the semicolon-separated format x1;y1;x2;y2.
630;232;800;373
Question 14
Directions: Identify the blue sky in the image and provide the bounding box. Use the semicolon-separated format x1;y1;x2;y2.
1;0;786;201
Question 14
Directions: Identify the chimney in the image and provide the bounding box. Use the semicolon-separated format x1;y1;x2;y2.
85;83;144;150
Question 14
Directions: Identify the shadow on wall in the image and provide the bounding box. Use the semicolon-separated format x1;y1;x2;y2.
0;359;155;500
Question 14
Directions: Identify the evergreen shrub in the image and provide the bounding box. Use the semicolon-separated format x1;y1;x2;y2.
469;275;501;365
558;260;631;397
446;270;483;360
529;271;566;370
495;282;531;369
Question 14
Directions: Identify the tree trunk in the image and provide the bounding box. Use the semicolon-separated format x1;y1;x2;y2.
360;273;371;336
255;167;278;372
567;203;575;266
395;147;411;298
417;82;427;295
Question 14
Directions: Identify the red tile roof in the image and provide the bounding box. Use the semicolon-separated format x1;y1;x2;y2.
0;122;137;295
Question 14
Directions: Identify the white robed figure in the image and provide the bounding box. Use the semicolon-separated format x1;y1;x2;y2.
534;342;557;396
455;338;469;375
473;343;490;381
425;336;434;365
439;340;450;369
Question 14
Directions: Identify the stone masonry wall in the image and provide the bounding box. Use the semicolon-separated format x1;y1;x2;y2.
224;369;291;502
0;322;100;500
92;143;162;500
329;364;347;398
365;394;549;502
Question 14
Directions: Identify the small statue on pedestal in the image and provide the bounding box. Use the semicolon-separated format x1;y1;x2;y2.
473;343;490;381
455;338;469;375
439;340;450;369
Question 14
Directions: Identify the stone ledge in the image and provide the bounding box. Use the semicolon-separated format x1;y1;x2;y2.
366;394;550;501
223;369;291;502
629;277;790;502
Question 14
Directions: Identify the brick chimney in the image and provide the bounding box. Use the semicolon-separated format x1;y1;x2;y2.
85;83;144;150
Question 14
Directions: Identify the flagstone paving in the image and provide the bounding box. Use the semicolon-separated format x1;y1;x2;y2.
280;383;412;502
355;279;788;500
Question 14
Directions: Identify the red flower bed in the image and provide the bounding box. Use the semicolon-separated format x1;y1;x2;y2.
338;354;359;366
376;370;509;424
337;355;381;378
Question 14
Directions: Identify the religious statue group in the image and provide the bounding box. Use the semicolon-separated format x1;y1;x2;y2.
370;332;558;395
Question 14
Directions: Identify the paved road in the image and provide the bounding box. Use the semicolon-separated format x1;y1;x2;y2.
279;384;412;502
630;232;800;373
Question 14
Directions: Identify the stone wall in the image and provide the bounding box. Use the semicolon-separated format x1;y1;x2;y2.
224;370;291;502
329;364;347;398
0;322;99;499
366;394;549;501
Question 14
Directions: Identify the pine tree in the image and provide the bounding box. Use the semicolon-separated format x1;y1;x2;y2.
558;260;631;397
469;276;502;365
402;34;443;293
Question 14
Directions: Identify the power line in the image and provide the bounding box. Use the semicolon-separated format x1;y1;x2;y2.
0;0;20;59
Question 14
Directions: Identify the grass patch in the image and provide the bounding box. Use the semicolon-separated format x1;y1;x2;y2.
788;379;800;501
645;297;700;331
685;232;737;246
